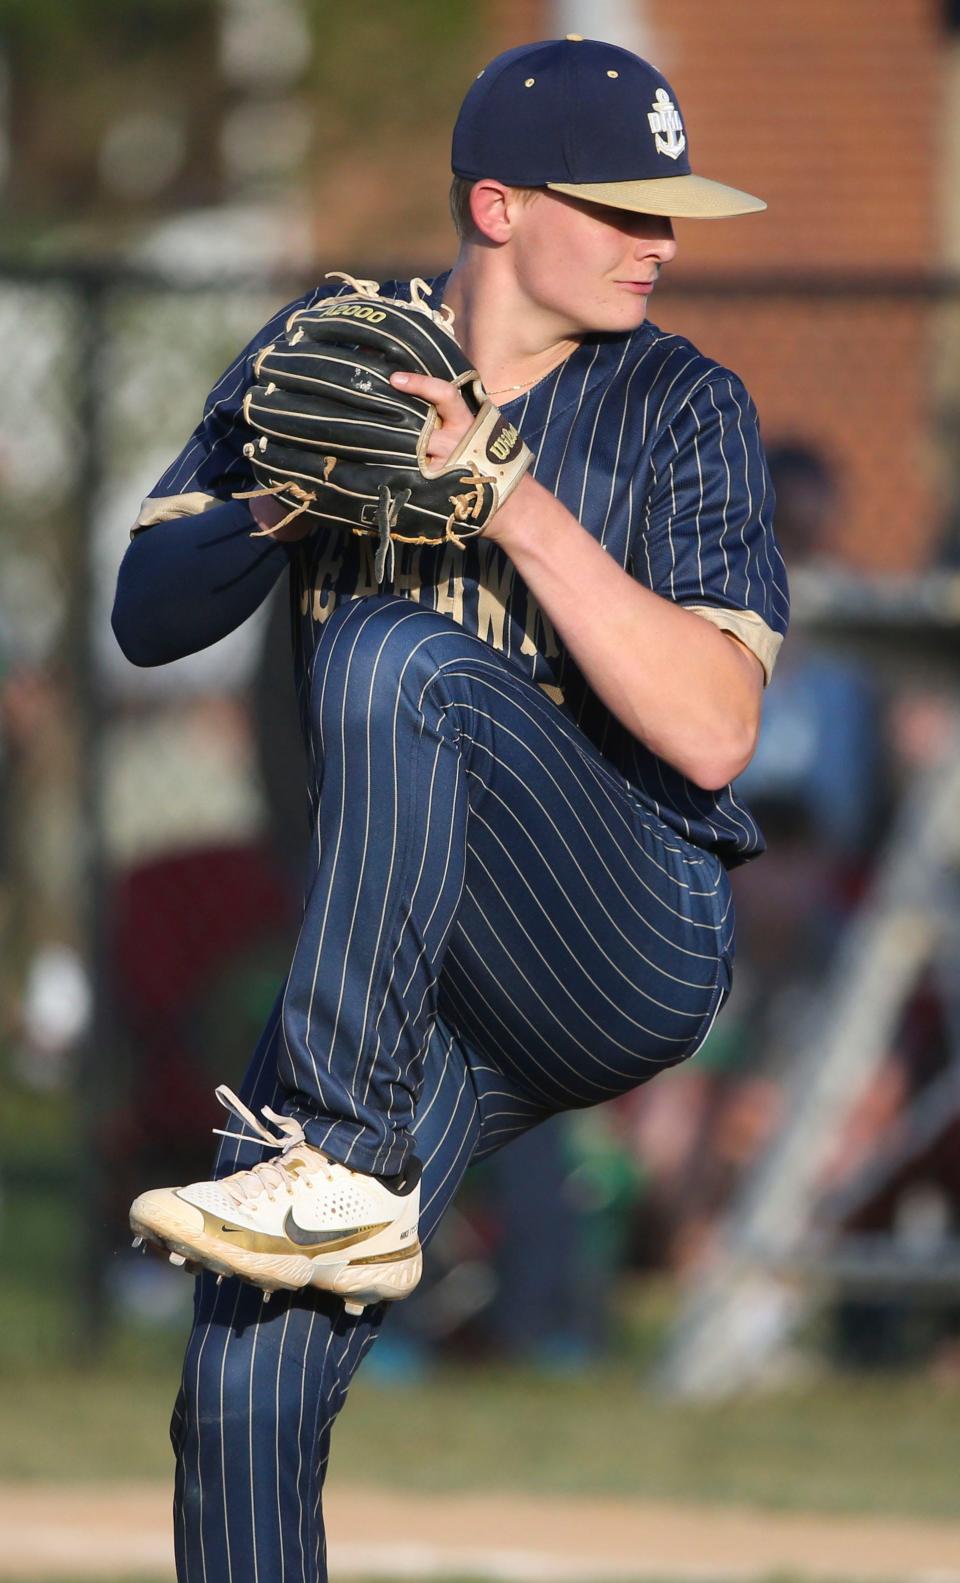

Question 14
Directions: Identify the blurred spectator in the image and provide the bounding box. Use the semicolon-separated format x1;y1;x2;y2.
483;1109;641;1366
0;648;89;1089
736;442;887;861
731;440;889;1058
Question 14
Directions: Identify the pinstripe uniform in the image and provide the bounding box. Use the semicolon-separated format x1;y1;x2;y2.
126;268;787;1581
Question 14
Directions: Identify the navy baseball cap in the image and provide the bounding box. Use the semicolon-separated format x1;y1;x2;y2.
452;36;765;219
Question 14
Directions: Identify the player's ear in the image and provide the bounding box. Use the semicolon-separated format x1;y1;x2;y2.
468;180;515;244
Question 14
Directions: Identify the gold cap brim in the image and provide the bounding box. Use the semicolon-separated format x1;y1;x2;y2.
546;173;766;219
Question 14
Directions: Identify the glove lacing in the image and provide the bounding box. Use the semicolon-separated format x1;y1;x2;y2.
211;1084;336;1207
235;478;316;537
325;271;458;334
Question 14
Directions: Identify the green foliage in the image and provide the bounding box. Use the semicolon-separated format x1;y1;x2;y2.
302;0;484;145
337;1366;960;1519
0;0;221;227
0;0;216;62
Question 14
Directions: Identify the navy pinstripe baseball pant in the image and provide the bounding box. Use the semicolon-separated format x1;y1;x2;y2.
171;595;733;1582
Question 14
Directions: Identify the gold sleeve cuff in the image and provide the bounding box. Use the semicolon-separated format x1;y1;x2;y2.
682;604;783;685
131;491;221;538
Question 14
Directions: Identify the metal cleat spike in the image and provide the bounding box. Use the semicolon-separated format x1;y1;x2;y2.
261;1289;272;1304
215;1274;224;1285
169;1251;187;1267
131;1235;144;1249
343;1300;364;1317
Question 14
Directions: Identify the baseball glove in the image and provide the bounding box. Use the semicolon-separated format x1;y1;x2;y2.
236;273;534;582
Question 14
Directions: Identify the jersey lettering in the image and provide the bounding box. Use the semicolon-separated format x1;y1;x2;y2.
475;541;514;651
392;545;424;601
300;538;345;624
433;544;465;626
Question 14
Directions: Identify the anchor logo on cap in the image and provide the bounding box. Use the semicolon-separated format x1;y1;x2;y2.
647;88;686;160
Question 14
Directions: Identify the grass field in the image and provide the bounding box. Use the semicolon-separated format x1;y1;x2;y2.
3;1348;959;1519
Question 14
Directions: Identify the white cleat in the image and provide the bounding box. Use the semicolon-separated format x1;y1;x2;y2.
129;1085;422;1313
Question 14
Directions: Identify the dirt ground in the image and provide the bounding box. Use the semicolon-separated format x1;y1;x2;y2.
2;1483;960;1581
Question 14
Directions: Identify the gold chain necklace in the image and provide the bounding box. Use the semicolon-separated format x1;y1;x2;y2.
486;348;576;399
494;370;560;395
486;376;540;397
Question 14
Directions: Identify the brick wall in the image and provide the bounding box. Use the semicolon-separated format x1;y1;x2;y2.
651;283;943;573
647;0;945;569
653;0;941;273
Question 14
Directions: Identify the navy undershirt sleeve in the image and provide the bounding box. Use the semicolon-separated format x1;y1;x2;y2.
111;500;294;667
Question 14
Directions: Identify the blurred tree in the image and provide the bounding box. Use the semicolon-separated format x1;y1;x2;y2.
299;0;486;265
301;0;481;140
0;0;222;229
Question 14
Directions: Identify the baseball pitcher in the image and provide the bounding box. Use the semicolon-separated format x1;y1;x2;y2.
112;37;788;1583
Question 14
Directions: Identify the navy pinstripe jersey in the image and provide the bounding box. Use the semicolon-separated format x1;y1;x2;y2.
148;270;789;867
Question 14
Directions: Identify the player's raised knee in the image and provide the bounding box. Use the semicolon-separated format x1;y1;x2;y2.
308;594;473;721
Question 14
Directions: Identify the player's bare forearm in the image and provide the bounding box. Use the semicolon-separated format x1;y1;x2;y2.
486;475;763;790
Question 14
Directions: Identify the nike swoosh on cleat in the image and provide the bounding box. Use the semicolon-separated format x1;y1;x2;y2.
282;1210;386;1247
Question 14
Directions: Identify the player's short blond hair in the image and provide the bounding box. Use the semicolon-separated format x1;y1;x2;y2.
449;176;542;241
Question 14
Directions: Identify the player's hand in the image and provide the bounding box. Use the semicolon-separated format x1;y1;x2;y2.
390;368;536;547
390;371;475;464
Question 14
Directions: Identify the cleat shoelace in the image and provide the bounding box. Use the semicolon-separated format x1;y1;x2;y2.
211;1085;336;1208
